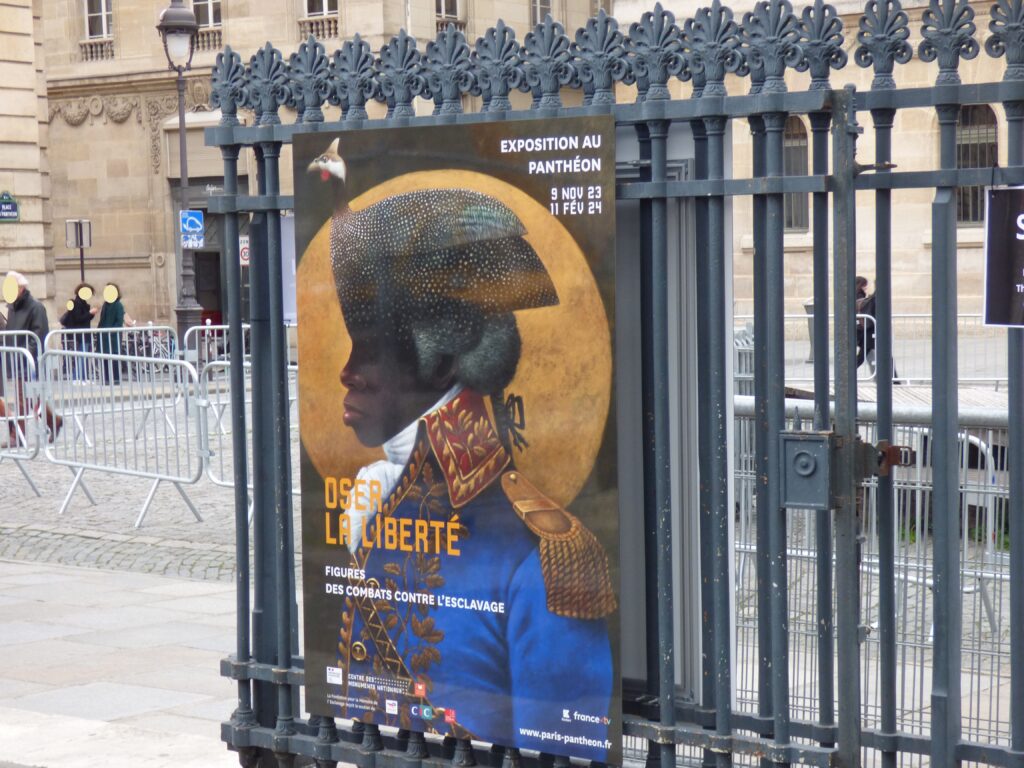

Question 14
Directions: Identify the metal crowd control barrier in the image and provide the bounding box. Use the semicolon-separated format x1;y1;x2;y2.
42;347;204;527
200;359;300;516
183;322;250;373
0;336;41;496
47;325;179;364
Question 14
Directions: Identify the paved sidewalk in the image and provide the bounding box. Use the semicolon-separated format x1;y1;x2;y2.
0;559;239;768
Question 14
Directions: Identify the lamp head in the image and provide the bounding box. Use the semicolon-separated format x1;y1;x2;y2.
156;0;198;70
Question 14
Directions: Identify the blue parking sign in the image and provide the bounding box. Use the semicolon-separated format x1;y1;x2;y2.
180;210;204;249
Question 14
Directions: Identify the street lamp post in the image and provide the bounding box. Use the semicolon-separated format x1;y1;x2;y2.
156;0;202;341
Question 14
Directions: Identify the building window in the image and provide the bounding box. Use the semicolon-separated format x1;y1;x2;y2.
84;0;113;38
306;0;337;16
589;0;611;15
957;105;998;226
194;0;222;27
783;116;809;232
531;0;552;26
436;0;458;18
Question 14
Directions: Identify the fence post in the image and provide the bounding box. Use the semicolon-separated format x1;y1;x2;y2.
831;84;862;768
931;97;963;768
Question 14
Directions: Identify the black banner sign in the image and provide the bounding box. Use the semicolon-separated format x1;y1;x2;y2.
984;187;1024;326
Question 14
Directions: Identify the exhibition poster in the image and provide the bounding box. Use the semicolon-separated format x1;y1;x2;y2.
293;115;619;762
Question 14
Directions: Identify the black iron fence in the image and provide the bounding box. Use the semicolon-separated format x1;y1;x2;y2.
203;0;1024;765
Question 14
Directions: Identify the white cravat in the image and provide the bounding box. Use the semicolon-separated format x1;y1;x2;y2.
346;384;463;552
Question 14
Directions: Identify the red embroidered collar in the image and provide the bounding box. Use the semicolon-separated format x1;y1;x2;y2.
421;389;510;508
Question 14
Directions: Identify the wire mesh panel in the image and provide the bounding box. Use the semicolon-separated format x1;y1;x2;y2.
735;402;1014;767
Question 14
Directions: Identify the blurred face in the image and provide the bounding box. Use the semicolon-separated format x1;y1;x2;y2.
339;325;442;447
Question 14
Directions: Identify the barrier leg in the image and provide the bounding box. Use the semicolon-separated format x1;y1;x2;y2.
136;478;162;528
59;467;88;516
134;408;152;439
78;472;97;505
71;414;93;448
173;482;203;523
14;459;41;497
162;411;179;436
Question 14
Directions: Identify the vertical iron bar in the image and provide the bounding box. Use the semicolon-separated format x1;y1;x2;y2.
763;109;791;762
1006;99;1024;754
809;109;834;741
750;114;773;745
260;141;296;749
831;85;862;768
870;106;897;768
704;112;732;768
249;143;279;730
931;101;962;768
649;117;676;768
635;123;661;713
692;116;715;764
221;142;255;727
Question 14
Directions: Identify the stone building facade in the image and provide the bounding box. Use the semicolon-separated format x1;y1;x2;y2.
0;0;1012;325
0;0;606;327
0;0;53;314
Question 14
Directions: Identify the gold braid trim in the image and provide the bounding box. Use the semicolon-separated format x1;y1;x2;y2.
501;471;617;620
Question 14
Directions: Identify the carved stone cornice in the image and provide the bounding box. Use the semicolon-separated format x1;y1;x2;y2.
48;95;142;126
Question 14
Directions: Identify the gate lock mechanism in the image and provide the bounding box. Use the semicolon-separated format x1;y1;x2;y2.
779;432;916;510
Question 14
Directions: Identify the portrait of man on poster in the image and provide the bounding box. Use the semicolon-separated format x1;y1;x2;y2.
307;141;617;759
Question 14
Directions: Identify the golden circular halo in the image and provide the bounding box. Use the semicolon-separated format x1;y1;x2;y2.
77;285;93;301
1;276;18;304
66;300;74;311
103;284;119;303
296;170;612;508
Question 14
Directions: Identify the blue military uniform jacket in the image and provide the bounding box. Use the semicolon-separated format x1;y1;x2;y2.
329;389;616;761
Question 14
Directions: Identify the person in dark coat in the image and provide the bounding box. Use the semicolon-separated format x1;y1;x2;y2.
60;282;97;380
3;271;61;440
97;283;131;383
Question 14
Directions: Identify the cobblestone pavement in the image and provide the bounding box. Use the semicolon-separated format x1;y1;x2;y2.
0;451;297;581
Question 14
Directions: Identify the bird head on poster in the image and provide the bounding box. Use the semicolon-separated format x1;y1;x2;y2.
308;138;348;208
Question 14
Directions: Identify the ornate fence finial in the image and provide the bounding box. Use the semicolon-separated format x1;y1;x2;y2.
211;46;245;127
247;43;288;126
474;20;524;112
987;0;1024;81
855;0;913;88
329;34;377;121
918;0;979;85
798;0;847;89
686;0;745;97
573;10;630;105
741;0;802;93
378;29;426;118
425;23;475;114
522;14;575;108
287;35;330;123
626;3;687;101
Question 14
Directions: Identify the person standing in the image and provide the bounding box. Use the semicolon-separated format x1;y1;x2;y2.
97;283;133;384
60;283;97;380
3;271;61;440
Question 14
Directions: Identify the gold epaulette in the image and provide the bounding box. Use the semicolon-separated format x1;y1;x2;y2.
501;471;617;620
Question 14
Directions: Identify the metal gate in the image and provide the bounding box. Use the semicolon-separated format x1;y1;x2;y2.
204;0;1024;764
